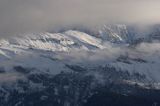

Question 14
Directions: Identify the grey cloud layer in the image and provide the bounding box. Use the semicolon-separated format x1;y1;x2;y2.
0;0;160;37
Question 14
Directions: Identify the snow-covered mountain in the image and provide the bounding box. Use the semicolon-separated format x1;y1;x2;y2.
98;24;160;44
1;28;160;81
1;26;160;105
99;24;131;43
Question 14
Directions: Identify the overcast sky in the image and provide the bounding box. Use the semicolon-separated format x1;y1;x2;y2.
0;0;160;37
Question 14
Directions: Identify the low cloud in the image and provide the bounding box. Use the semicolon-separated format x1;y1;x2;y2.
0;72;25;84
59;41;160;66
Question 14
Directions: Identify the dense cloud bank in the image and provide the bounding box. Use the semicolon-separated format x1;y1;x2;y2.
0;0;160;37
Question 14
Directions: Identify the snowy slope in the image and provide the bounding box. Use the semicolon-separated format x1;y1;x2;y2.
98;24;160;44
0;30;105;74
99;24;130;43
64;30;104;49
3;30;105;52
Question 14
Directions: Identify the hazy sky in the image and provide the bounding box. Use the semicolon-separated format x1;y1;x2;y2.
0;0;160;37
